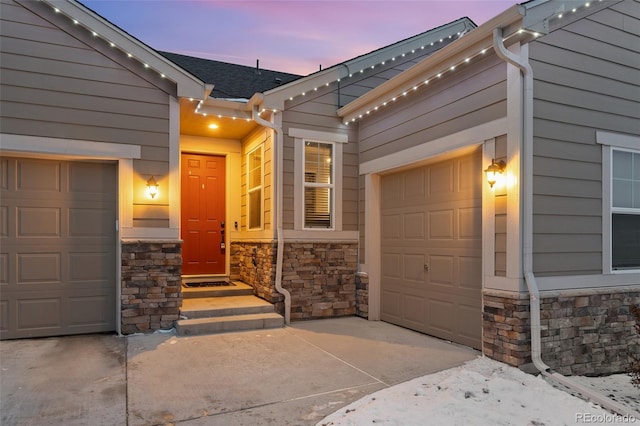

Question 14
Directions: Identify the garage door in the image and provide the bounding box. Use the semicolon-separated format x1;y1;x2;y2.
380;150;482;349
1;157;117;339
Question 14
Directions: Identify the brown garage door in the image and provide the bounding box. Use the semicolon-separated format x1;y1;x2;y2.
1;157;117;339
380;149;482;349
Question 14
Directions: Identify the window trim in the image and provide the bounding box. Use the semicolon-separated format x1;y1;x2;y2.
598;131;640;273
290;128;346;232
246;145;263;230
303;140;335;230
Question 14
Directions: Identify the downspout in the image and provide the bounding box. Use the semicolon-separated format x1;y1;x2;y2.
252;105;291;324
493;28;639;418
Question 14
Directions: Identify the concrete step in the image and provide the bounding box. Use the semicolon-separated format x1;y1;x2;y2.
181;295;276;319
176;312;284;336
182;281;254;299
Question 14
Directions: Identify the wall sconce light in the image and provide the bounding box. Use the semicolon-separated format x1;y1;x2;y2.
484;159;506;188
146;176;159;199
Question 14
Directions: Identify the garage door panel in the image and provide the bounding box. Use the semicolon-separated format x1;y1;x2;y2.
0;300;8;331
402;168;426;199
381;174;401;203
0;205;7;237
403;212;424;239
17;297;61;329
459;255;482;290
382;214;401;239
18;207;60;237
69;251;113;282
17;159;61;192
69;295;114;327
402;294;425;327
403;253;426;282
381;150;482;349
428;161;454;195
427;298;455;337
429;209;454;239
428;255;454;286
382;252;401;279
456;303;483;345
459;207;481;239
69;208;113;237
68;162;116;194
0;253;7;284
1;158;116;339
381;289;401;320
0;158;7;189
18;253;61;283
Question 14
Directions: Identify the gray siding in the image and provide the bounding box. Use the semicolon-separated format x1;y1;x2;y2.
358;53;507;164
530;0;640;276
0;0;176;227
281;41;454;231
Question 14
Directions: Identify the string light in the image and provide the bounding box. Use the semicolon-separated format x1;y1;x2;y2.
341;27;547;125
40;0;180;89
41;0;598;128
339;0;599;125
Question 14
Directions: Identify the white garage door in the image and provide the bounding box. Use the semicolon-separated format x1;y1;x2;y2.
380;150;482;349
1;157;117;339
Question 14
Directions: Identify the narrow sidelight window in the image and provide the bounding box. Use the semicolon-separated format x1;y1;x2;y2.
304;141;333;229
247;146;262;230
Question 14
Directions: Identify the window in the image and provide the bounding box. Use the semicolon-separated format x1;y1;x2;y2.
247;146;262;230
611;148;640;269
304;141;333;229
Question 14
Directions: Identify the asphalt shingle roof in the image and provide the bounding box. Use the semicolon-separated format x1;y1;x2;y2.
159;51;302;99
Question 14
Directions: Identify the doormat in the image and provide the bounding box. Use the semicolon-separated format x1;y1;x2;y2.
183;281;235;288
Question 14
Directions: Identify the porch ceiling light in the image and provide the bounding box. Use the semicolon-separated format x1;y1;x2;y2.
146;176;159;199
484;159;506;188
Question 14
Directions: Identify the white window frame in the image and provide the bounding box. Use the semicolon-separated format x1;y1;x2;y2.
597;131;640;273
247;145;263;230
303;140;335;230
290;128;346;232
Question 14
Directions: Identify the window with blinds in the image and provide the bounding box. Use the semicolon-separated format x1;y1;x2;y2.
304;141;333;229
612;148;640;269
248;146;262;230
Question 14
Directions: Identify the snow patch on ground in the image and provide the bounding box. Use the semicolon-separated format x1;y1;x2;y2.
317;357;638;426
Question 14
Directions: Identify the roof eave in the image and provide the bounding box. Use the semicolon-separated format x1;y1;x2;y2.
261;17;477;111
41;0;208;100
337;5;524;122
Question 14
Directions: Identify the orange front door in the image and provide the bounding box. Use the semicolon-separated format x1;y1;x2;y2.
181;153;226;275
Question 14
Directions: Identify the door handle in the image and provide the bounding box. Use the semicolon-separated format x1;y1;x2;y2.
424;264;429;271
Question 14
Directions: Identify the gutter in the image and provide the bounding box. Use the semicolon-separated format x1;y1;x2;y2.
492;27;639;419
251;105;291;324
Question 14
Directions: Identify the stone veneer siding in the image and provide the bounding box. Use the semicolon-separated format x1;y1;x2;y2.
483;288;640;375
231;241;358;319
284;242;358;319
356;273;369;318
230;242;283;311
120;240;182;334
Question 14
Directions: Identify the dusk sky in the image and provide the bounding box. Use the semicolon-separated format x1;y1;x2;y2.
82;0;518;75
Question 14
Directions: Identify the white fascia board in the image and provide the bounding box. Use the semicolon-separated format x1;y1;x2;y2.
41;0;207;100
197;98;253;120
338;5;523;122
263;18;476;111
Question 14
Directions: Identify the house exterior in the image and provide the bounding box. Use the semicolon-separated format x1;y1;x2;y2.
1;0;638;377
338;0;640;375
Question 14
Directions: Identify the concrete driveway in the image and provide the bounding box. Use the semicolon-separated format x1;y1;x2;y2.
1;317;478;426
